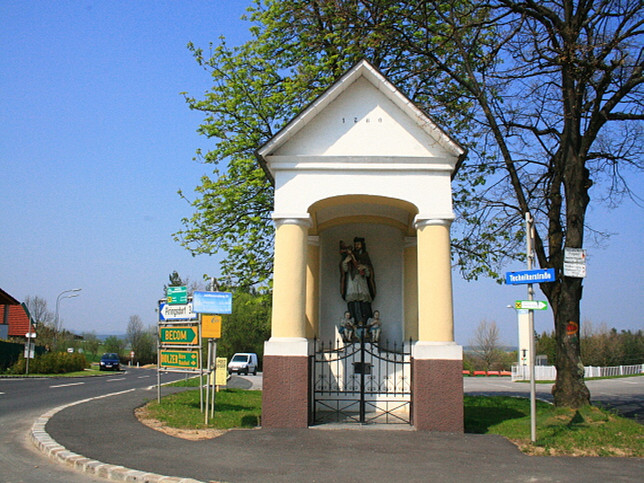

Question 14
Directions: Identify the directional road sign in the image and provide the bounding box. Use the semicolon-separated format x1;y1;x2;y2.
515;300;548;310
505;268;555;285
160;350;199;369
158;303;197;321
159;326;199;345
166;286;188;305
192;291;232;314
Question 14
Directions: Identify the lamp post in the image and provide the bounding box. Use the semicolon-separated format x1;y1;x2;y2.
54;288;82;348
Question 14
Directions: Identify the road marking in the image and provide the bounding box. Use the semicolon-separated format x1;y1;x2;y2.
0;391;5;395
107;378;126;382
138;375;150;379
50;382;85;388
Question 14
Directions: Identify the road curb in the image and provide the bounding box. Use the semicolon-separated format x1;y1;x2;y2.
29;389;204;483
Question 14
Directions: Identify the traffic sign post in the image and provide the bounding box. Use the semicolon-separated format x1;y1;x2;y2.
159;326;199;345
564;247;587;278
514;300;548;311
166;286;188;305
525;213;537;443
159;350;199;369
505;268;555;285
192;291;232;314
158;302;197;321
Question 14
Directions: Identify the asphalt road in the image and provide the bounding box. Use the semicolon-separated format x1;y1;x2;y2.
0;367;187;483
1;370;641;482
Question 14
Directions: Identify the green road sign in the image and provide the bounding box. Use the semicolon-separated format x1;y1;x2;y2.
166;286;188;305
515;300;548;310
159;326;198;345
160;350;199;369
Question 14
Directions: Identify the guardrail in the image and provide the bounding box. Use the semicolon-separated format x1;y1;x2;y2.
511;363;644;381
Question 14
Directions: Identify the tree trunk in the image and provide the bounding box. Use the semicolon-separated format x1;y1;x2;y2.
551;276;590;407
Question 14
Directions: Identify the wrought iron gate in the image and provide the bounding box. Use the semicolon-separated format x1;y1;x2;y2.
311;337;412;425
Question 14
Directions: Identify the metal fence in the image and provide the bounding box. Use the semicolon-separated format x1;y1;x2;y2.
512;363;643;381
311;338;412;425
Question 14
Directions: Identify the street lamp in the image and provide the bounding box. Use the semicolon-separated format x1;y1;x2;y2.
55;288;82;335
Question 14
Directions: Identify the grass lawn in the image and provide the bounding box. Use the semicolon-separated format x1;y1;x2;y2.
464;395;643;457
147;381;643;457
145;388;262;430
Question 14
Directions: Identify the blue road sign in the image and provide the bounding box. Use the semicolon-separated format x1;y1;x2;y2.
505;268;556;285
192;291;233;314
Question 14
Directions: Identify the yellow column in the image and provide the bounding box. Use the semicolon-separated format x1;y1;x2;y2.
271;217;310;338
305;236;320;338
416;219;454;342
403;237;418;340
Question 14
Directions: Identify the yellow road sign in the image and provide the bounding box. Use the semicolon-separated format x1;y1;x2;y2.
201;314;222;339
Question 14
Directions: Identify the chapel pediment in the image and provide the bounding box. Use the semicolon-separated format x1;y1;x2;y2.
257;60;465;182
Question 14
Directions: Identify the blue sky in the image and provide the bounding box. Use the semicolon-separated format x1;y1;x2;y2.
1;1;641;346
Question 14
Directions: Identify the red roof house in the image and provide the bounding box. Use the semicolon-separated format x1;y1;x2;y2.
0;288;31;338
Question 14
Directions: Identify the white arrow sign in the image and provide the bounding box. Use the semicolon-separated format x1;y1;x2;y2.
159;303;197;321
515;300;548;310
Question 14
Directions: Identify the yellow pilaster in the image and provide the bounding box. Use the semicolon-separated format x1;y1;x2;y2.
403;237;418;340
305;236;320;338
416;219;454;342
271;217;310;338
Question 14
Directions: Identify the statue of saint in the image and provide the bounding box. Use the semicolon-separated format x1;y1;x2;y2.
339;237;376;326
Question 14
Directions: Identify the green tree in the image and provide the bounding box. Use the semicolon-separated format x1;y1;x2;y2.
81;331;101;358
174;0;414;288
357;0;642;407
126;315;157;364
620;329;644;365
103;335;125;356
177;0;642;407
217;289;271;365
536;331;557;366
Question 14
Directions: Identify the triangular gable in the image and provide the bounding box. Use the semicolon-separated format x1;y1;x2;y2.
257;60;465;182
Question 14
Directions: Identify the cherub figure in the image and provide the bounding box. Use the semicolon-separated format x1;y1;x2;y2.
338;311;355;343
367;310;382;343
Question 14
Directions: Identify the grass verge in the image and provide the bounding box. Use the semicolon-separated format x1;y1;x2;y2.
465;396;643;457
145;388;262;430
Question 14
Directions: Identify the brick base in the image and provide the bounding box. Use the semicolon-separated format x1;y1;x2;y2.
412;359;463;432
262;355;309;428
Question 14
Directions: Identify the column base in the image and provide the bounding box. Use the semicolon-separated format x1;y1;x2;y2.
412;342;463;432
262;338;310;428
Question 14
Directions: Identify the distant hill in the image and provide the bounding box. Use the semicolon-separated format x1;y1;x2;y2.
96;334;127;341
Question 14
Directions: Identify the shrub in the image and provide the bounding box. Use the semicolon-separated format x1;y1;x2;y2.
10;351;88;374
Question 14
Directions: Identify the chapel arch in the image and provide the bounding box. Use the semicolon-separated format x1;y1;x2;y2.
305;195;419;342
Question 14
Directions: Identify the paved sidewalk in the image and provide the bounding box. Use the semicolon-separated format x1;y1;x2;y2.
34;385;642;483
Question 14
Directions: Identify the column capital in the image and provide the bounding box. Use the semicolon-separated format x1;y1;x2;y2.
272;213;312;229
414;214;454;230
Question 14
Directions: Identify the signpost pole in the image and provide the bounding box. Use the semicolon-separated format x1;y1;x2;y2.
205;329;211;424
199;322;204;413
211;340;216;418
157;331;161;403
526;212;537;443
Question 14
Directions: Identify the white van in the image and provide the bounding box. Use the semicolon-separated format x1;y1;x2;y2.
227;353;258;375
